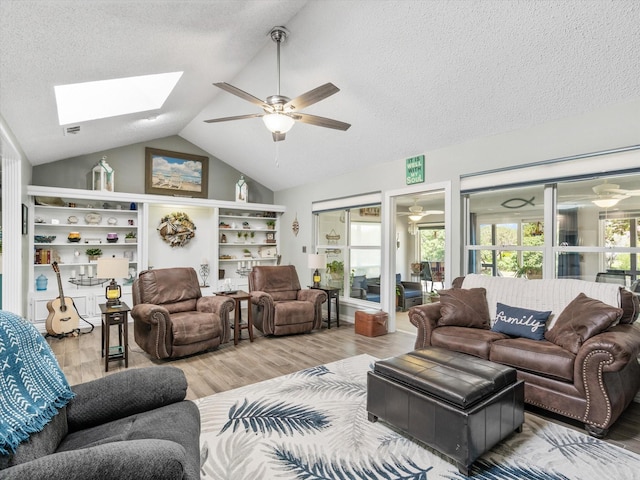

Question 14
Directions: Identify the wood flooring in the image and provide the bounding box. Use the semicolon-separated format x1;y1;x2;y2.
46;320;640;455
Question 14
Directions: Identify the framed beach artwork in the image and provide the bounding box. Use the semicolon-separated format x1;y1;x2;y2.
145;147;209;198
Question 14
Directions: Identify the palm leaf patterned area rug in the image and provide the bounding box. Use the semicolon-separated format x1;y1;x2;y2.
196;354;640;479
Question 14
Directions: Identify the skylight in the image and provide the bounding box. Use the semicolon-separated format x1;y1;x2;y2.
54;72;183;125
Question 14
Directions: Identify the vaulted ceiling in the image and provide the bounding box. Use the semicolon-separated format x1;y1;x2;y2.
1;1;639;192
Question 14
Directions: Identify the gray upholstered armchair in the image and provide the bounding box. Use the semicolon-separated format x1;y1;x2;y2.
132;267;235;359
1;366;201;480
249;265;327;335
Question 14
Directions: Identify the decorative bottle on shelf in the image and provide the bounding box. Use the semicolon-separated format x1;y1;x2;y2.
36;274;48;291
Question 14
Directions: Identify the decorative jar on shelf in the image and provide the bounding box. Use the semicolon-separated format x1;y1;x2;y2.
106;233;118;243
36;274;48;291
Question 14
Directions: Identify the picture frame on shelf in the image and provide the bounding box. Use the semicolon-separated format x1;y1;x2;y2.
145;147;209;198
265;232;276;244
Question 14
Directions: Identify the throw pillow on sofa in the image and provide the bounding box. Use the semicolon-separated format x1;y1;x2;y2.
545;292;623;354
491;303;551;340
438;287;490;329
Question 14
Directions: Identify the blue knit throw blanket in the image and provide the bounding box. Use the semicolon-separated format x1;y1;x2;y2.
0;310;75;454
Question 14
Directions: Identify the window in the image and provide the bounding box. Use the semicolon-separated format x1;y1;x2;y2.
465;185;545;278
556;175;640;284
464;170;640;283
314;199;382;303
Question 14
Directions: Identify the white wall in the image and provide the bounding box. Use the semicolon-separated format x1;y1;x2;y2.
147;204;215;273
275;99;640;293
31;135;275;205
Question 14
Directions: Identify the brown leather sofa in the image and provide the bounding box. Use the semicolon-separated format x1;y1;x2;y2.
408;274;640;437
249;265;327;335
132;267;235;359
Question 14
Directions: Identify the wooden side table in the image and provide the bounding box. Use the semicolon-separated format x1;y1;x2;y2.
311;286;340;328
217;290;254;345
99;302;130;372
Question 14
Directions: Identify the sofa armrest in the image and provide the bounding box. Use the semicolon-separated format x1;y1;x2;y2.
131;303;171;327
67;367;187;431
197;295;235;315
408;302;442;349
350;287;366;299
298;288;327;305
197;296;235;343
401;281;422;291
250;290;275;335
367;283;381;295
576;324;640;376
2;439;189;480
298;289;328;330
250;290;273;308
574;324;640;429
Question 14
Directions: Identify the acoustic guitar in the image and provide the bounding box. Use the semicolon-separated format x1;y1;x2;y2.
45;262;80;336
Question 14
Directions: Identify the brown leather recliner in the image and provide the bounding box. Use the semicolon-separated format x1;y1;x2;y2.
249;265;327;335
132;267;235;359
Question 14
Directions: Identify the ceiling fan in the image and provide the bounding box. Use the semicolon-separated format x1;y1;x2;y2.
204;26;351;142
589;182;640;208
398;199;444;222
561;181;640;208
591;182;640;197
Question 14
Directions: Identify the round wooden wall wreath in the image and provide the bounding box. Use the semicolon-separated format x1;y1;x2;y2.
157;211;196;247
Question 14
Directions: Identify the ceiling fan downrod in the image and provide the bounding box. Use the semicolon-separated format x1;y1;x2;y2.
269;27;288;97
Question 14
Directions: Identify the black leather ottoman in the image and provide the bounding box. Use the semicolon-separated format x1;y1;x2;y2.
367;347;524;475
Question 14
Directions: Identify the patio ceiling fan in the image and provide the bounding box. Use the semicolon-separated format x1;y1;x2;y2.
204;26;351;142
561;181;640;208
589;181;640;208
398;198;444;222
591;182;640;197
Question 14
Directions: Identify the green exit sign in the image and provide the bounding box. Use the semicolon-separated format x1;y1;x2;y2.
406;155;425;185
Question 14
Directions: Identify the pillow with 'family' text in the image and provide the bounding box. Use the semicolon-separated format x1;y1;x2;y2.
491;303;551;340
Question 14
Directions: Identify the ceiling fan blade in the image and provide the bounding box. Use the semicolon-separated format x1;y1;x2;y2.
292;112;351;131
610;188;640;196
284;83;340;111
213;82;269;109
204;113;264;123
272;132;286;142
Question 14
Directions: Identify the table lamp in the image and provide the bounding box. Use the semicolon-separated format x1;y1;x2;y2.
308;253;327;288
97;256;130;307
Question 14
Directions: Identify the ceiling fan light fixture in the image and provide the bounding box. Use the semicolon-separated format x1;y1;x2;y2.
262;113;295;133
408;214;423;222
592;197;621;208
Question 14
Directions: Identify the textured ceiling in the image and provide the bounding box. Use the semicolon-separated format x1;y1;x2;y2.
1;1;639;192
